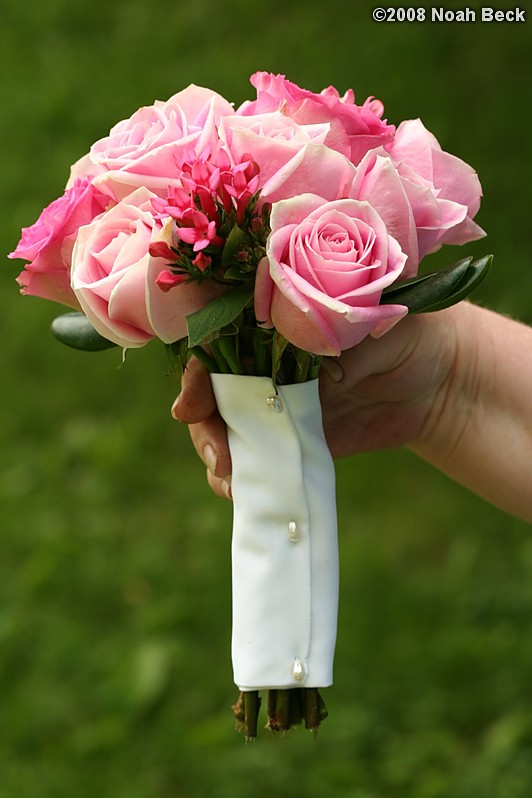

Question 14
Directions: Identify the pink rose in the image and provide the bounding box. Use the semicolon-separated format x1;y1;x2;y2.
237;72;395;165
67;153;106;187
260;145;426;278
348;149;431;277
71;188;222;348
71;187;160;347
255;194;408;356
71;85;235;201
252;142;357;206
9;179;109;308
218;112;332;187
386;119;485;258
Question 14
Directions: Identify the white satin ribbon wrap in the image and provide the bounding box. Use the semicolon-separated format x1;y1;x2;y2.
210;374;339;692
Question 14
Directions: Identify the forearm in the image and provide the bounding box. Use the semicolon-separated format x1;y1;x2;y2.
409;302;532;523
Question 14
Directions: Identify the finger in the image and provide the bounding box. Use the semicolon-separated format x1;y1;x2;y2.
319;315;420;395
171;356;217;424
207;469;233;501
189;413;232;479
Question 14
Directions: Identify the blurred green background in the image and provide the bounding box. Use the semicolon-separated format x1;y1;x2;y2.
1;1;531;796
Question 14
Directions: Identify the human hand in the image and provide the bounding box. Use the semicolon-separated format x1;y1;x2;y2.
318;307;458;457
171;356;233;499
171;306;460;498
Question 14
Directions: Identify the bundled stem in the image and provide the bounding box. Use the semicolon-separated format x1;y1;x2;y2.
232;688;328;739
232;691;261;742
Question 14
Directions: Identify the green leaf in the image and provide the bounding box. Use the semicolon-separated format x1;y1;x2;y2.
221;224;249;269
381;257;470;310
217;333;244;374
223;262;252;282
186;287;253;348
165;338;189;378
380;256;492;314
51;313;118;351
413;255;492;313
380;262;467;297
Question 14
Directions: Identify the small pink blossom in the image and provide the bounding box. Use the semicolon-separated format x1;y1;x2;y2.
155;269;187;292
219;155;261;223
176;209;224;252
151;186;194;220
148;240;176;261
192;252;212;271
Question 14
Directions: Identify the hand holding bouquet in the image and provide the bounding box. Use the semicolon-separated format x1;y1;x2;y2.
9;72;490;739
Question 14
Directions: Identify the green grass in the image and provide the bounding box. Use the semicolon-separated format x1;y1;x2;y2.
1;1;531;795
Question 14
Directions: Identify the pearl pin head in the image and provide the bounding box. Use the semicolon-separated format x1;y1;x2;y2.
292;657;305;682
266;395;283;413
288;521;299;542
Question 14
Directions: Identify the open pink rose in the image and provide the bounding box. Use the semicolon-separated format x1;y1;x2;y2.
71;187;161;348
9;179;109;308
256;143;356;206
71;85;235;201
348;149;432;277
255;194;408;356
386;119;485;257
260;145;423;277
72;188;223;348
218;112;332;187
237;72;395;165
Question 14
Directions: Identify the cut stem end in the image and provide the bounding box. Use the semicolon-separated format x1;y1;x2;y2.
232;688;328;740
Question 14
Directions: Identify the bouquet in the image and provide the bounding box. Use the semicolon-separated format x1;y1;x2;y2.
9;72;490;739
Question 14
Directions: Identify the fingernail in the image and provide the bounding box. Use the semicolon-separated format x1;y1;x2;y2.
321;358;343;383
170;395;181;420
221;479;232;500
203;444;218;475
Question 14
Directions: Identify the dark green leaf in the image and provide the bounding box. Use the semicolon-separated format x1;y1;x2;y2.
51;313;118;351
221;224;249;269
381;258;472;297
186;287;253;348
380;256;491;314
223;262;253;282
414;255;492;313
381;258;471;312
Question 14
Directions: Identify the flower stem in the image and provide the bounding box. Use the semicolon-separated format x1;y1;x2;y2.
267;689;291;732
293;350;310;383
253;328;272;377
189;346;217;372
209;339;232;373
233;687;328;739
232;691;261;741
218;334;244;374
304;687;329;732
